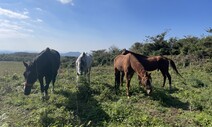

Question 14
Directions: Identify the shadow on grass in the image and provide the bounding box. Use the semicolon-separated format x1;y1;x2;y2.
103;83;115;91
102;83;120;101
57;81;110;126
150;88;189;110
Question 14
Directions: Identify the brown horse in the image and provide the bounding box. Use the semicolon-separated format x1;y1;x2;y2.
121;49;182;90
114;53;152;97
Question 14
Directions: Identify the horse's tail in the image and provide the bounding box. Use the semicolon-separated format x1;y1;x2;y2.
114;68;120;94
169;59;183;78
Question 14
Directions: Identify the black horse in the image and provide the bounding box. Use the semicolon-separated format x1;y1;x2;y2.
23;48;60;99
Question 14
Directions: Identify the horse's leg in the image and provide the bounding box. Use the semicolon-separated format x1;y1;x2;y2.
120;72;124;86
38;77;45;95
115;70;120;94
161;71;167;88
126;74;130;97
125;72;133;98
44;76;51;100
167;72;172;90
52;73;57;93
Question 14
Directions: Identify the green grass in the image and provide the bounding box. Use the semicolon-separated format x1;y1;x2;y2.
0;61;212;126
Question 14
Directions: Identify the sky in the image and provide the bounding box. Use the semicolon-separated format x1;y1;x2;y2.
0;0;211;53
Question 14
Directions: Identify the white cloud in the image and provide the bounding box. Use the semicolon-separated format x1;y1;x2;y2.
0;19;33;38
36;18;43;23
0;20;22;30
35;8;43;11
57;0;74;5
23;8;29;15
0;8;29;19
0;28;32;38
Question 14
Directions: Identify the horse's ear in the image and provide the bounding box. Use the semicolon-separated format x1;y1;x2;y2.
121;48;126;54
145;72;150;77
46;47;50;52
23;61;28;68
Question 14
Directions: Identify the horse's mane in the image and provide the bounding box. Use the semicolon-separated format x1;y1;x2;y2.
121;49;148;58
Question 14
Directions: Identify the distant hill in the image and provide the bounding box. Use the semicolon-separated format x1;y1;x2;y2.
0;50;14;54
0;51;81;61
0;52;37;61
61;52;81;57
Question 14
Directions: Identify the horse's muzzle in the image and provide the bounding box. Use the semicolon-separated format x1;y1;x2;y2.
23;82;32;95
146;89;152;95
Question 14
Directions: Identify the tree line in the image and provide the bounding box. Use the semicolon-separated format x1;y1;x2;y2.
92;32;211;66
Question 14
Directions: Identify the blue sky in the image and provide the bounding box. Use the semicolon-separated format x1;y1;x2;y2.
0;0;211;53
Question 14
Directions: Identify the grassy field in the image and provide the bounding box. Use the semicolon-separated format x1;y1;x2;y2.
0;61;211;127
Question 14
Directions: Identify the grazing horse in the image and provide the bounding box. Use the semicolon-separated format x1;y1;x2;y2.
23;48;60;99
114;53;152;97
121;49;182;90
76;52;92;82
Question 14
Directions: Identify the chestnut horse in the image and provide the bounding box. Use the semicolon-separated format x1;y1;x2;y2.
114;53;152;97
121;49;182;90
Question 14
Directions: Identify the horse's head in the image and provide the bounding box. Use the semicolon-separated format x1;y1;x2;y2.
23;61;37;95
141;72;152;95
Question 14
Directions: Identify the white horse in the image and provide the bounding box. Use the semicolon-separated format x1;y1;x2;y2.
76;52;93;82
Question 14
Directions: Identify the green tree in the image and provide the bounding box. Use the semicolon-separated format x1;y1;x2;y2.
129;42;143;53
145;31;171;55
206;27;212;33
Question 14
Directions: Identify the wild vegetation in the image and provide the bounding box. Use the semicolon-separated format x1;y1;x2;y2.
0;32;211;126
0;60;211;127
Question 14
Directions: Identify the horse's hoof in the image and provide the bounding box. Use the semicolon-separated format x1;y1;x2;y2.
45;95;50;100
41;96;45;101
41;95;50;101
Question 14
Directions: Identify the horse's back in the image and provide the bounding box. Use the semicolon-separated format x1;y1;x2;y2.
114;55;124;66
37;48;60;73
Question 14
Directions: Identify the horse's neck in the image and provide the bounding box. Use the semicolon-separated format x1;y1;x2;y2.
129;56;145;77
129;53;147;65
135;65;145;77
